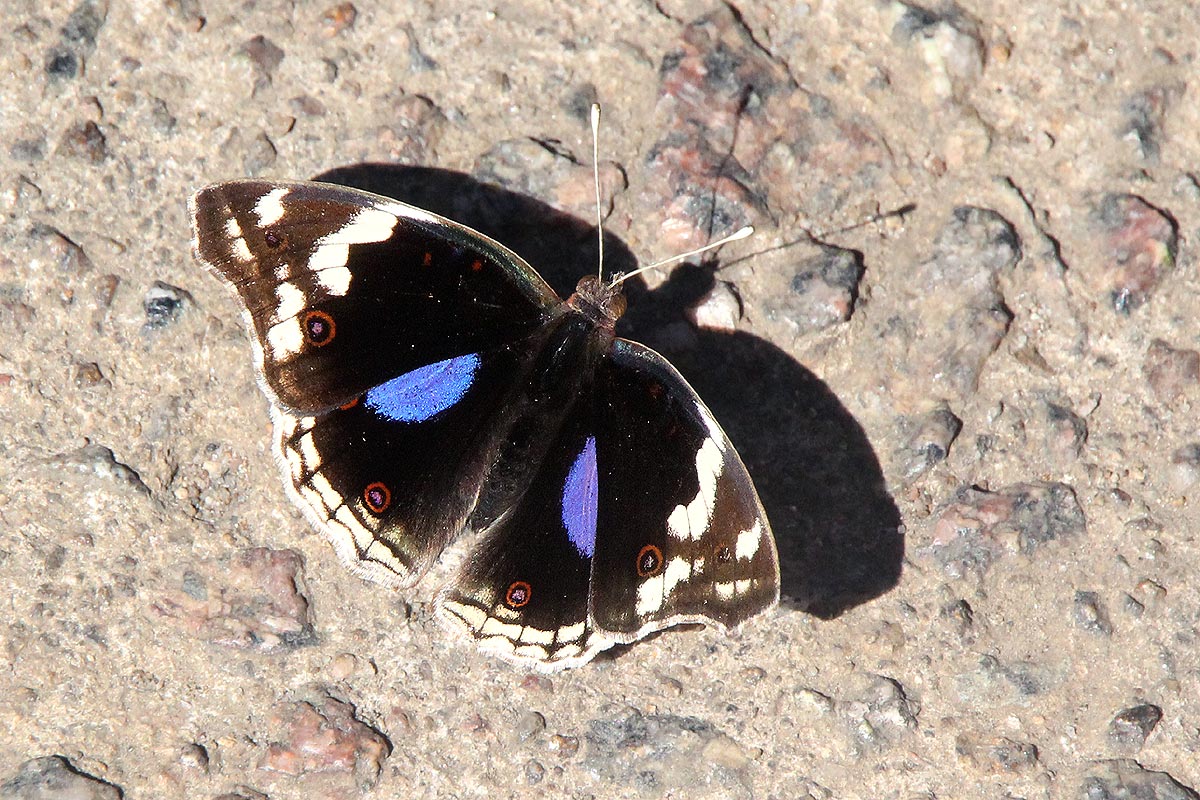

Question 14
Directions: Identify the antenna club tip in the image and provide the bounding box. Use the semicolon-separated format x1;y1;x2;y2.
732;225;754;240
590;104;601;124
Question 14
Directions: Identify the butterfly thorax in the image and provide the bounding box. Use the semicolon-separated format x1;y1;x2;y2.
566;275;627;332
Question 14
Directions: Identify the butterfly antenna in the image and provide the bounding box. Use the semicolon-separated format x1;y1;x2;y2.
615;225;754;286
591;103;605;284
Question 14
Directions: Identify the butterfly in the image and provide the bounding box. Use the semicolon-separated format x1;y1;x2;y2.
190;177;779;670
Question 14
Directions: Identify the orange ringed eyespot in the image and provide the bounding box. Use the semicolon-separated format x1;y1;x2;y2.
636;544;664;577
302;310;336;346
363;481;391;514
505;580;532;609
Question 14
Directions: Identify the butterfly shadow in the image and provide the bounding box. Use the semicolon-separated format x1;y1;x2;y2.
312;163;903;620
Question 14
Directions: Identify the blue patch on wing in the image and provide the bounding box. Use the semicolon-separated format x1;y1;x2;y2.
365;353;480;422
562;436;598;559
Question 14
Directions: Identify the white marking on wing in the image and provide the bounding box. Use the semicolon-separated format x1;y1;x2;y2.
445;601;487;630
303;205;398;282
667;504;690;540
481;616;522;640
311;242;349;271
519;626;555;645
318;265;352;295
685;501;707;542
297;431;321;470
365;540;405;572
274;281;306;323
231;236;252;262
736;520;763;560
666;437;724;541
558;621;586;643
695;438;722;511
478;635;517;655
662;556;691;593
635;556;692;616
254;187;288;226
512;642;550;660
266;318;303;356
334;506;371;549
298;484;323;513
224;217;242;238
550;642;582;659
493;604;521;622
328;206;398;245
309;472;341;511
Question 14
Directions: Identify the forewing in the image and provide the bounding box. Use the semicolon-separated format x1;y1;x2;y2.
191;179;560;413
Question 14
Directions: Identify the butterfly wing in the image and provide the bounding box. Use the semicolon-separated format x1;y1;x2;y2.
192;180;565;586
191;180;560;413
437;336;778;670
589;339;778;639
273;329;561;587
436;391;612;669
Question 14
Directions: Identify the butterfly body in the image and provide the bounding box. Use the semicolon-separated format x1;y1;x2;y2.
191;179;778;669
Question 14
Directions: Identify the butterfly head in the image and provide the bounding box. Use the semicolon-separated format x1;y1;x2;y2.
567;274;627;330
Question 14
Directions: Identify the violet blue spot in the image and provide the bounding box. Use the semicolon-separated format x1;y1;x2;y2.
365;353;480;423
562;436;598;559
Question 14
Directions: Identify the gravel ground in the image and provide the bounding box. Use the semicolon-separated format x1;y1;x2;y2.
3;1;1199;798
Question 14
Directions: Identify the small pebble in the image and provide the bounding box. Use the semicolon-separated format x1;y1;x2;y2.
547;734;579;757
143;281;192;329
1073;591;1113;636
523;759;545;785
240;35;285;79
1143;339;1199;402
320;2;357;37
57;121;107;162
511;711;546;745
1168;444;1200;492
327;653;359;681
1108;704;1163;748
688;280;741;332
178;742;209;771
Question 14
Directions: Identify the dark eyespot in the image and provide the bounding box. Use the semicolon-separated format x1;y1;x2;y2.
505;580;532;609
302;310;336;346
264;229;285;249
636;544;664;577
363;481;391;514
716;545;734;565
